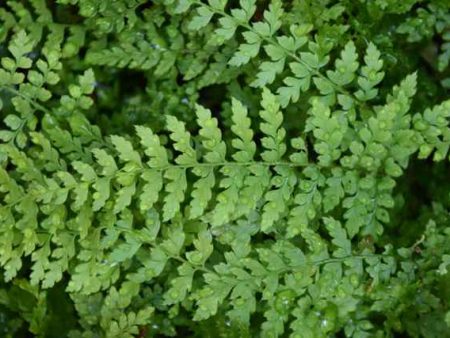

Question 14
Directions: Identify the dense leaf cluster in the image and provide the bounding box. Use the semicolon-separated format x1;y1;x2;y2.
0;0;449;337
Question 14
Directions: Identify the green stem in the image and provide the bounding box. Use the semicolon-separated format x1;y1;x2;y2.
0;85;52;115
150;160;306;171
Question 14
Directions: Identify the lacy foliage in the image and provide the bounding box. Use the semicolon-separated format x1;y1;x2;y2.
0;0;449;337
